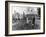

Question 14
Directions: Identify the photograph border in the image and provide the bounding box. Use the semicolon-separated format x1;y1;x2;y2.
5;1;45;36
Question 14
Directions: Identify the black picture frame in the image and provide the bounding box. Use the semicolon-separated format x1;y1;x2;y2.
5;1;45;36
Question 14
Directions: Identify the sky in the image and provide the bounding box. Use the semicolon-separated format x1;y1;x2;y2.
12;6;38;15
